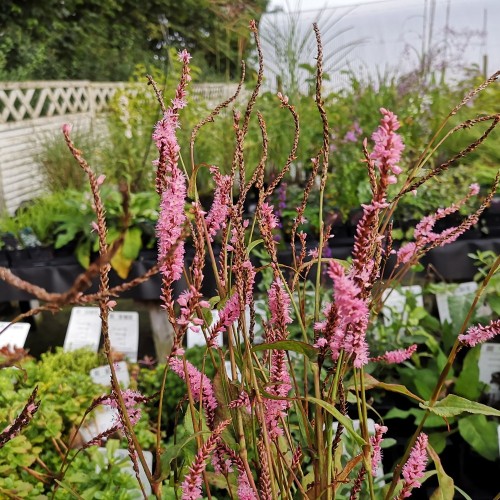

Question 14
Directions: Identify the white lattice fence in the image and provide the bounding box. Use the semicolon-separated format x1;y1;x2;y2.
0;81;123;214
0;80;246;214
0;81;121;123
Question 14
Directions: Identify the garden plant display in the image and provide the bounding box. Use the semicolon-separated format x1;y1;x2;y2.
1;22;500;499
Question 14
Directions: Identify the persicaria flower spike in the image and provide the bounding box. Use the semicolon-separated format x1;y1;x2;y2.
169;357;218;428
370;107;405;177
370;424;388;476
102;389;147;429
371;344;417;364
181;419;230;500
396;183;482;265
327;260;370;367
399;432;428;498
458;318;500;346
205;166;232;241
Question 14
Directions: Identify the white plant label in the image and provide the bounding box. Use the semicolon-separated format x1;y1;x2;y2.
479;343;500;389
63;307;101;352
435;281;481;325
90;361;130;388
64;307;140;361
382;285;423;326
187;310;222;348
79;405;118;443
108;311;139;363
0;322;30;348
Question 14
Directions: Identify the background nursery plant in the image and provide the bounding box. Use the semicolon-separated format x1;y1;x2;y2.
1;21;500;500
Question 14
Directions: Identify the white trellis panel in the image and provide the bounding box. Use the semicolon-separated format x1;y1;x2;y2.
0;81;122;214
0;81;246;215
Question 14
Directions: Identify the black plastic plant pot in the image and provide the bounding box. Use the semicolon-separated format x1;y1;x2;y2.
28;245;54;264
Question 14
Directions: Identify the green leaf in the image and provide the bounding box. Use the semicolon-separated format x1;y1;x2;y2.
307;396;366;447
421;394;500;418
428;443;454;500
247;238;264;254
454;346;482;400
487;294;500;316
75;239;91;269
122;227;142;260
458;414;499;461
361;374;424;403
384;407;447;428
159;431;203;480
448;294;475;333
252;340;317;360
428;432;447;455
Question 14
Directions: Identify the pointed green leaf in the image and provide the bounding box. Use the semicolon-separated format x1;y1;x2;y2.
307;396;366;447
360;373;424;403
159;431;204;480
454;346;482;400
252;340;317;360
421;394;500;418
458;414;499;461
247;238;264;254
122;227;142;260
75;239;91;269
428;443;454;500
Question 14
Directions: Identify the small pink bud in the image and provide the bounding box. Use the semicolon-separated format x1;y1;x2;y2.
62;123;72;135
107;300;117;310
96;174;106;186
199;300;211;308
90;221;99;233
469;183;480;196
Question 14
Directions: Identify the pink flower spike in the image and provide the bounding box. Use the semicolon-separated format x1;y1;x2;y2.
400;433;428;498
458;318;500;347
370;424;388;476
373;344;417;364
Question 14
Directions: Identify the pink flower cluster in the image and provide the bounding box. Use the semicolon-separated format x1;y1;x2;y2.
400;432;428;498
259;202;279;231
350;109;404;292
370;107;405;184
207;293;241;347
264;278;292;438
371;344;417;364
459;318;500;346
397;183;481;265
370;424;388;475
169;356;218;428
154;51;192;294
316;260;370;367
102;389;146;429
205;166;232;241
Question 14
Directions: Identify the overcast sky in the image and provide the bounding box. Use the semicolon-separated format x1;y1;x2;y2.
268;0;394;12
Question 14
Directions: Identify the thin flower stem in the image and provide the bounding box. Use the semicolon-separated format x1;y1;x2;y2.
386;249;500;499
